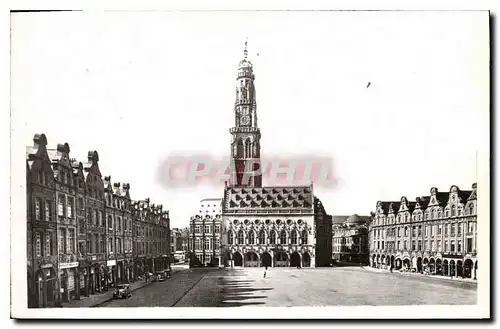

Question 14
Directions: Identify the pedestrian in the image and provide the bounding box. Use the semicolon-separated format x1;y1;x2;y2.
263;269;266;278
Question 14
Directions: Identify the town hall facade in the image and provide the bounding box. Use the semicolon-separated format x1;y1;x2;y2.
220;42;332;268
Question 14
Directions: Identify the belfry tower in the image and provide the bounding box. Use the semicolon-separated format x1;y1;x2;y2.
229;40;262;187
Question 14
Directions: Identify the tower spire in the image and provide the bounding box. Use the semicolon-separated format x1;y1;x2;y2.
230;40;261;188
243;37;248;59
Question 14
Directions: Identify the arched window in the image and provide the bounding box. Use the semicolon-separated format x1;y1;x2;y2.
237;230;244;245
290;230;297;244
259;230;265;244
248;231;255;245
302;230;308;244
270;230;276;244
228;231;234;245
236;140;244;158
280;230;287;244
432;209;437;219
245;139;251;158
469;204;474;215
445;209;449;218
451;205;456;217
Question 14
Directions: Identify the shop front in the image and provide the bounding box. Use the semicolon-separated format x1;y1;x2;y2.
59;262;80;302
35;264;59;308
107;259;117;288
78;265;89;298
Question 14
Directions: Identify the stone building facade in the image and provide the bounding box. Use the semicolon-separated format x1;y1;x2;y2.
48;143;79;303
26;133;171;308
369;184;478;279
221;185;317;268
171;228;188;262
131;199;170;277
84;152;107;295
332;214;370;264
188;198;223;266
26;134;59;308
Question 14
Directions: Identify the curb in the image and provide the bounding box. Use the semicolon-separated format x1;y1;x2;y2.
91;281;155;308
360;267;478;286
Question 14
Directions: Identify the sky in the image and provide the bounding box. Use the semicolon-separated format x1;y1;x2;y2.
11;11;489;228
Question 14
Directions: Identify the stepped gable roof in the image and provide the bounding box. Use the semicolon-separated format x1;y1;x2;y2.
224;185;313;210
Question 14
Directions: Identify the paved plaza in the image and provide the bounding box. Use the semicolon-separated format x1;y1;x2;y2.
97;267;476;307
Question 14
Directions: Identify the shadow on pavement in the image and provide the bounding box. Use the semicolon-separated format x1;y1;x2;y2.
216;277;270;307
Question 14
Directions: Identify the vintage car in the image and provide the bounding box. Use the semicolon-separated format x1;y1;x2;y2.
113;284;132;299
153;271;166;282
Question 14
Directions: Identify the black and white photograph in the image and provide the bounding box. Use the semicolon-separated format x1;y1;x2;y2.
9;7;490;320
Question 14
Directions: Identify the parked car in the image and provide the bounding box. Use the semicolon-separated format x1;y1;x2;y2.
154;272;166;282
113;284;132;299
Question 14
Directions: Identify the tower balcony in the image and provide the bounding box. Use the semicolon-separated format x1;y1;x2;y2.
237;71;254;79
230;127;260;134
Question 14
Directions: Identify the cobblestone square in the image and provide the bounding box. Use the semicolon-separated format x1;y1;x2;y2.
99;267;477;307
175;267;477;307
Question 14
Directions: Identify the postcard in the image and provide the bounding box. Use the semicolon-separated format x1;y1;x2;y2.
10;9;490;319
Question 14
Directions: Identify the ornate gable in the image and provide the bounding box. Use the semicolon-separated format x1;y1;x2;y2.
26;133;52;170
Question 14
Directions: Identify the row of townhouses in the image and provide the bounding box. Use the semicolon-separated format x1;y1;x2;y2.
369;184;478;279
26;133;171;308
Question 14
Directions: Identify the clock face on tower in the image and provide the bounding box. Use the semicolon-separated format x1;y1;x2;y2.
240;115;250;126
